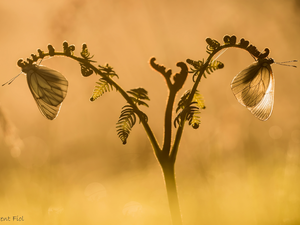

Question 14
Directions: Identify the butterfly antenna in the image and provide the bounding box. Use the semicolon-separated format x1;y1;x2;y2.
38;58;44;65
2;72;22;86
275;60;297;68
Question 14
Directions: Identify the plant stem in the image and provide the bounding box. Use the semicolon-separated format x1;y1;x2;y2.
162;161;182;225
21;39;268;225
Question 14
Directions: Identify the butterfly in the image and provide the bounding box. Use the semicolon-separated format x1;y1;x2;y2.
231;58;297;121
4;64;68;120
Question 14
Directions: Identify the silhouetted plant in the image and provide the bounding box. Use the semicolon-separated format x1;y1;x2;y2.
7;35;297;225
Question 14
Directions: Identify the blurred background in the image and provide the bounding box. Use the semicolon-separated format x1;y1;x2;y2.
0;0;299;224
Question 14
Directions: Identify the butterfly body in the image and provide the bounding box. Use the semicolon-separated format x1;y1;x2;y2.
23;64;68;120
231;58;275;121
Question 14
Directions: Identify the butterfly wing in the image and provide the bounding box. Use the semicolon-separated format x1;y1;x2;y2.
26;65;68;120
231;61;274;121
249;65;274;121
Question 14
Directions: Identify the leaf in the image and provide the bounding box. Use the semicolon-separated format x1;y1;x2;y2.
193;90;206;110
206;38;221;54
80;43;94;60
186;59;224;81
116;105;137;144
186;102;201;129
174;90;205;129
127;88;150;107
205;60;224;75
80;63;94;77
176;90;191;112
90;78;114;101
98;64;119;78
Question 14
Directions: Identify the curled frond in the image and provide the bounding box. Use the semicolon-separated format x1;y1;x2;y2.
81;43;94;60
90;78;114;101
174;90;205;129
222;35;270;59
48;44;55;56
173;62;189;91
31;54;39;62
206;38;221;54
17;59;27;69
150;58;188;92
37;49;45;58
63;41;75;56
149;57;172;80
223;35;237;45
77;44;99;77
80;63;94;77
116;105;137;144
247;45;270;59
127;87;150;107
238;38;250;48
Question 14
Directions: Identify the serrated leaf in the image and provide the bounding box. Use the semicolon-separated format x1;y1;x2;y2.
193;90;205;109
174;90;205;129
90;78;114;101
127;87;150;107
188;59;224;82
116;105;136;144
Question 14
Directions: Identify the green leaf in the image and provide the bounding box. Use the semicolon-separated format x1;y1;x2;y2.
193;90;206;110
186;59;224;81
116;105;137;144
174;90;205;129
127;88;150;107
98;64;119;78
90;78;114;101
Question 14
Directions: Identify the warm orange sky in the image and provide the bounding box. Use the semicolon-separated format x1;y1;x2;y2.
0;0;299;224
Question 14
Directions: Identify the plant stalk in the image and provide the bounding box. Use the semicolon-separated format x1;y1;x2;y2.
162;161;182;225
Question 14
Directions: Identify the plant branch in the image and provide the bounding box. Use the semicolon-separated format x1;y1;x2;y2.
162;89;177;157
23;51;163;157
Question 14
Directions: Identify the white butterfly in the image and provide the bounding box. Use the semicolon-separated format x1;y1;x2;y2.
3;63;68;120
23;64;68;120
231;58;296;121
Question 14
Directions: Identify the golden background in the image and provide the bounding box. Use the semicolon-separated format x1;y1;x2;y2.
0;0;299;224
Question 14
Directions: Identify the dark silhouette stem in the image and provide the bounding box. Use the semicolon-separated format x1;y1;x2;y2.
161;160;182;225
29;44;240;225
162;90;177;156
34;52;163;158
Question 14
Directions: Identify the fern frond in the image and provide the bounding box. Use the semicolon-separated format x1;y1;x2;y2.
186;102;201;129
98;64;119;78
206;38;221;55
174;90;205;129
90;78;114;101
127;88;150;100
80;63;94;77
127;88;150;107
193;90;206;110
176;90;191;112
186;59;224;82
116;105;137;144
176;90;205;112
186;59;204;71
205;60;224;75
81;43;94;60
